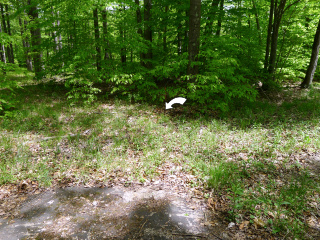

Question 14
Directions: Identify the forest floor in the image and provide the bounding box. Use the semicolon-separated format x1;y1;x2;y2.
0;72;320;239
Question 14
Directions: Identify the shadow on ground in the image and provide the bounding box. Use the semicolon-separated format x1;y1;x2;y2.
0;185;227;240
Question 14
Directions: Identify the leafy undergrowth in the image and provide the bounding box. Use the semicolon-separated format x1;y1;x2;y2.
0;76;320;239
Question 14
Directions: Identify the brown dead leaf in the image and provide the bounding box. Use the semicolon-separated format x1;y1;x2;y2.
239;220;250;230
253;218;266;229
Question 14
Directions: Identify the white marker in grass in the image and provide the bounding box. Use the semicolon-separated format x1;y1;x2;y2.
165;97;187;110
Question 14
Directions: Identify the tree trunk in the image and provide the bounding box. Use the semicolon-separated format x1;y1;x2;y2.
216;0;224;36
301;18;320;88
264;0;274;70
5;4;14;64
252;0;261;44
101;8;110;60
268;0;287;75
0;4;11;64
163;5;168;53
143;0;152;69
27;0;42;79
187;0;201;75
135;0;143;64
0;22;6;64
93;8;101;71
24;18;33;71
204;0;219;36
52;8;59;52
120;25;126;64
183;9;189;54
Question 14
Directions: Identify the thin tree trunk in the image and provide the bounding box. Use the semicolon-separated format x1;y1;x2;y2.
163;5;168;53
264;0;274;70
120;25;126;64
101;8;110;60
252;0;261;44
24;18;33;71
5;4;14;64
216;0;224;36
301;18;320;88
0;4;11;64
52;8;59;52
93;8;101;71
204;0;219;36
135;0;143;64
120;5;126;65
188;0;201;75
27;0;42;79
183;9;189;54
268;0;287;75
143;0;152;69
0;22;6;64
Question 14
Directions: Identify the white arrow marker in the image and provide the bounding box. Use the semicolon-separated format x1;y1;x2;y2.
165;97;187;109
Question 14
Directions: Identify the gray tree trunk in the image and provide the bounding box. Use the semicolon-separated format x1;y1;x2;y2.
301;18;320;88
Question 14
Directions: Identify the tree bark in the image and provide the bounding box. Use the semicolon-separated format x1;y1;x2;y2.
24;18;33;71
0;22;6;64
135;0;143;64
301;18;320;88
216;0;224;36
204;0;219;36
4;5;14;63
264;0;274;70
19;17;32;71
252;0;261;44
187;0;201;75
120;5;126;65
143;0;152;69
93;7;101;71
101;8;110;60
27;0;42;79
163;5;168;53
0;4;11;64
268;0;287;75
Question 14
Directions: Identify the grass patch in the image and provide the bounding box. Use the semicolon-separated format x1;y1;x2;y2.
0;75;320;238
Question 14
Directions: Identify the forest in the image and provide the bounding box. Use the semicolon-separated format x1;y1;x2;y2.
0;0;320;239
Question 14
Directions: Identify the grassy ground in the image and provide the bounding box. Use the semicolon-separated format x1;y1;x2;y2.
1;71;320;239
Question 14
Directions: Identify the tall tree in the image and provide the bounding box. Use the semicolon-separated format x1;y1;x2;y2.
187;0;201;75
4;4;14;63
93;7;101;71
101;7;110;60
27;0;42;79
135;0;143;64
252;0;261;44
0;22;6;64
204;0;219;36
216;0;224;36
267;0;301;76
19;17;32;71
0;4;11;63
301;18;320;88
143;0;152;69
